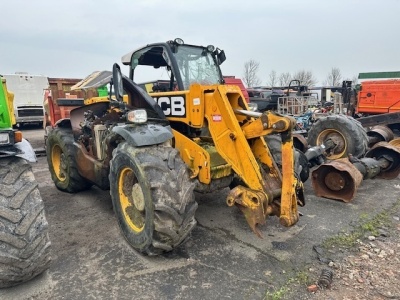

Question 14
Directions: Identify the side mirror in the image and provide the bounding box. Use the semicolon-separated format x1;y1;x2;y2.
112;63;124;102
217;50;226;65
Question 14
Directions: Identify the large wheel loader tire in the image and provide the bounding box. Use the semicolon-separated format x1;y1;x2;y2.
0;157;51;288
46;128;92;193
307;114;368;159
109;142;198;256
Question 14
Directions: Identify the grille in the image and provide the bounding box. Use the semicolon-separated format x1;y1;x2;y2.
18;109;44;117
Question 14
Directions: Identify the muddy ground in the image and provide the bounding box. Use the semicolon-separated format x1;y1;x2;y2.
1;125;399;300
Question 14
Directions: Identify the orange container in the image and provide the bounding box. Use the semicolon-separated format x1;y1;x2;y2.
357;79;400;114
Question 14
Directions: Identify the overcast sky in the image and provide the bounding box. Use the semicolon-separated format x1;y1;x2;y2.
1;0;399;86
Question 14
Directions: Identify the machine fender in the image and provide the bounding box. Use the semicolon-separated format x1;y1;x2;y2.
54;118;72;129
112;124;173;147
15;138;37;162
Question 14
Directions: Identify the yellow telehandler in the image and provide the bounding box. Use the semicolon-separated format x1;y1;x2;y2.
45;39;305;255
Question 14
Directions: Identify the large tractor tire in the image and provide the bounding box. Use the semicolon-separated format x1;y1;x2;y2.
307;114;368;159
46;128;92;193
109;142;198;256
0;157;51;288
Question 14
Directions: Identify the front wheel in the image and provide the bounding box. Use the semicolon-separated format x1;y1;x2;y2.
46;128;92;192
109;142;197;255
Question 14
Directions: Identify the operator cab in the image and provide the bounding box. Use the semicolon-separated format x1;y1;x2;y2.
121;38;226;92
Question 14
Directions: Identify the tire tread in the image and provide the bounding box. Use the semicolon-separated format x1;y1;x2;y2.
308;114;368;158
46;128;91;192
110;143;197;255
0;157;51;288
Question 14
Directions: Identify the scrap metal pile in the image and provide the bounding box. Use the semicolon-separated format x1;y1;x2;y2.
303;121;400;202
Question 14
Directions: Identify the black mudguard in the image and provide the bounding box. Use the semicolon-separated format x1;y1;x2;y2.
112;124;173;147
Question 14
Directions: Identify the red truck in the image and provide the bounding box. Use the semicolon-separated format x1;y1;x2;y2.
43;78;99;128
223;76;249;102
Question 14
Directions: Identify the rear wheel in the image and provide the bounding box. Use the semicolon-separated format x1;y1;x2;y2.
109;142;197;255
307;115;368;159
0;157;51;288
46;128;92;192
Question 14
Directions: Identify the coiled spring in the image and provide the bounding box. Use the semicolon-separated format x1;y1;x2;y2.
318;269;333;288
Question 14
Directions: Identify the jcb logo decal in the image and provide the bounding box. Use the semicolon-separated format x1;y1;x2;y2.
154;96;186;117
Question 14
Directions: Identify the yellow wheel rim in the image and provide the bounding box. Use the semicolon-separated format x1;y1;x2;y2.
118;167;145;233
51;144;67;182
317;129;347;159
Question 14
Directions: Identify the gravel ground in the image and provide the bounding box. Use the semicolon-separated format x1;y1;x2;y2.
288;195;400;300
309;222;400;299
12;126;400;300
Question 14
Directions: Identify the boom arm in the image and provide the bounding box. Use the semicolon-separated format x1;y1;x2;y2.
182;84;303;235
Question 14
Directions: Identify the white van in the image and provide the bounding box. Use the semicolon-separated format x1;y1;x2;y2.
2;72;49;126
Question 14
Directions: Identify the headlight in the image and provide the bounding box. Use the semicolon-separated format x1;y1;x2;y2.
247;102;258;112
0;132;10;145
127;109;147;124
207;45;215;52
174;38;184;45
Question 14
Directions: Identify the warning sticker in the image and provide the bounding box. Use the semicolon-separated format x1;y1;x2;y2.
212;115;222;122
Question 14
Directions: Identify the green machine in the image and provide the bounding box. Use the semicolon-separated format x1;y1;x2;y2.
0;76;14;130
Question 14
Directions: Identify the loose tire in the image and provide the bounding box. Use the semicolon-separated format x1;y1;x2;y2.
109;142;197;255
307;114;368;159
46;128;92;192
0;157;51;288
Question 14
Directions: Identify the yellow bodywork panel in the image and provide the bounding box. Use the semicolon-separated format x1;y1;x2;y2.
7;92;15;125
241;112;296;139
84;96;111;105
279;133;300;226
203;84;265;191
149;83;205;127
172;129;211;183
172;129;232;183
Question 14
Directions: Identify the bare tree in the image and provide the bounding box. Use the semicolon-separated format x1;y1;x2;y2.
278;72;292;86
267;70;278;87
351;75;359;86
243;59;261;87
324;67;342;86
293;70;317;87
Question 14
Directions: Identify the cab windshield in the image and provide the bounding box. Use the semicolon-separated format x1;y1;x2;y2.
173;45;221;90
